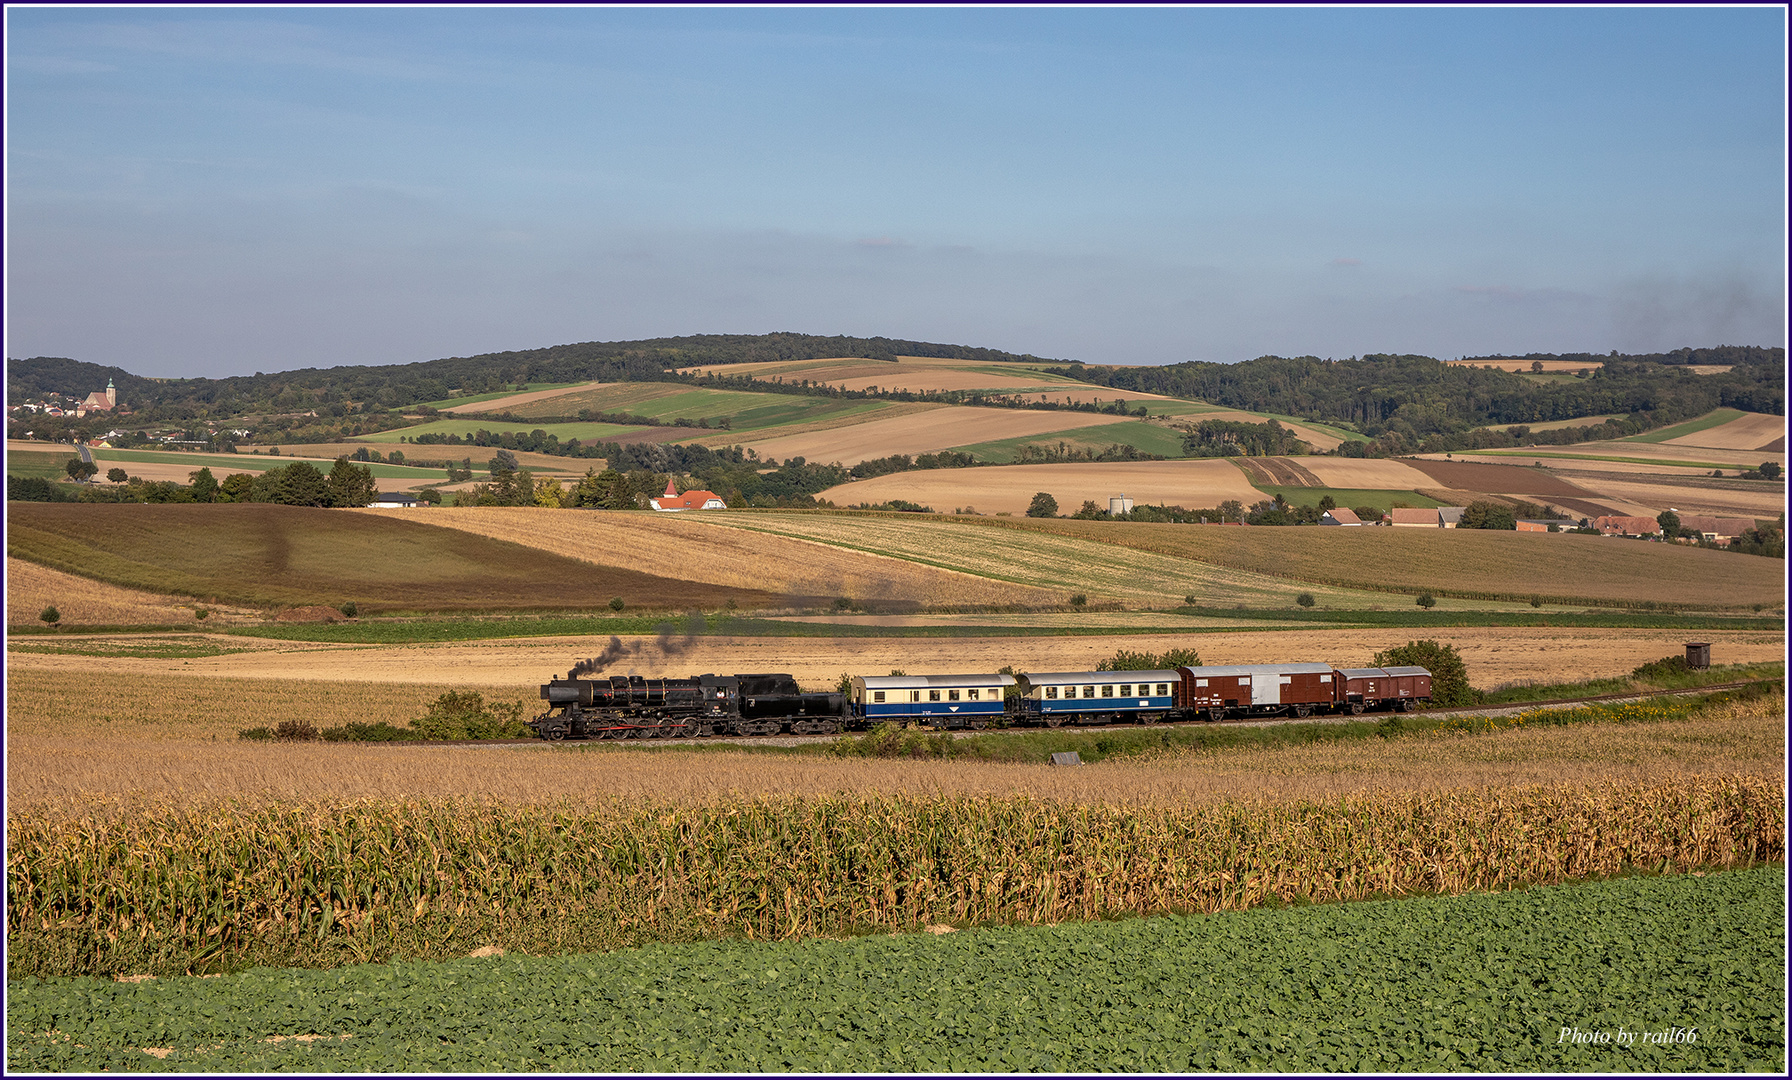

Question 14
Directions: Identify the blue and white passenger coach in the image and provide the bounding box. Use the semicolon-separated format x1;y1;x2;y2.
849;673;1016;729
1015;670;1181;727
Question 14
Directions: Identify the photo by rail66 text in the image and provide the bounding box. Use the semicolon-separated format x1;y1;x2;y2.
1559;1025;1700;1046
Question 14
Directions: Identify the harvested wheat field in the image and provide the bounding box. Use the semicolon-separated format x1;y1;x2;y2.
815;460;1265;517
1444;359;1605;374
723;406;1130;464
5;665;1780;812
438;382;606;414
351;506;1065;608
1272;458;1438;489
8;625;1780;699
1664;411;1787;452
5;558;262;627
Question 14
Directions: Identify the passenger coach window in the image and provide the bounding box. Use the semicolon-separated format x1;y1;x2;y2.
911;691;921;702
873;691;886;703
948;689;960;701
929;690;941;702
1083;686;1095;698
967;689;980;701
1119;684;1132;696
1156;683;1169;696
1045;686;1058;699
1101;685;1114;698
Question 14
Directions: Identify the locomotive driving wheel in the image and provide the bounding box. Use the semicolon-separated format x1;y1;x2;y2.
543;723;568;741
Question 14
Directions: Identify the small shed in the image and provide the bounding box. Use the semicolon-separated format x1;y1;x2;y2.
1684;642;1711;670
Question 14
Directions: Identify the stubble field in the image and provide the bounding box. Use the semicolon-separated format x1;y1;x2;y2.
814;460;1267;518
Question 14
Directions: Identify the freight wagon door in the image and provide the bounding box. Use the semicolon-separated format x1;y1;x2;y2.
1252;677;1276;706
1291;672;1331;704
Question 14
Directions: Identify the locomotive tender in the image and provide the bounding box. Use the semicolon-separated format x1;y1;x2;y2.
529;660;1431;740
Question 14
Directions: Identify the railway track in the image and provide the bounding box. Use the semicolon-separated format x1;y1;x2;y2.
446;678;1779;749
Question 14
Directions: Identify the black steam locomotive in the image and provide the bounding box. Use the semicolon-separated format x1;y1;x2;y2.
531;672;847;740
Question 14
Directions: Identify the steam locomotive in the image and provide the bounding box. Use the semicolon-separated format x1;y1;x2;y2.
527;661;1432;741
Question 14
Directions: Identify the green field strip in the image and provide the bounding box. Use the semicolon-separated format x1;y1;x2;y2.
947;419;1189;462
1624;408;1747;444
1247;486;1445;511
7;866;1780;1072
407;381;591;410
3;450;74;479
356;418;649;444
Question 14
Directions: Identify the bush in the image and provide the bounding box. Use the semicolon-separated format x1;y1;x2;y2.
273;719;318;741
38;606;60;626
1097;647;1202;672
1373;640;1474;707
1069;593;1087;608
319;722;418;742
1026;492;1059;518
609;597;626;612
411;691;529;740
1631;655;1693;681
1415;592;1437;609
1296;593;1316;608
194;608;210;620
237;727;273;741
1530;595;1543;608
339;601;358;618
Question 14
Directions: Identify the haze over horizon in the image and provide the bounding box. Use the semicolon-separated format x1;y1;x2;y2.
6;6;1786;380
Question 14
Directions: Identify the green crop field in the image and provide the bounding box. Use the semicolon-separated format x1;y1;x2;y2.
356;418;648;444
471;380;891;434
1248;486;1444;512
6;834;1780;1071
3;450;76;480
5;503;777;614
1625;408;1747;444
747;511;1782;610
949;419;1189;462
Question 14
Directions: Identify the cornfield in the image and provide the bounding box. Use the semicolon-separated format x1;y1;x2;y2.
8;777;1781;979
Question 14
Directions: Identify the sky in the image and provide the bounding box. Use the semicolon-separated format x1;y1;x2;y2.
5;4;1787;379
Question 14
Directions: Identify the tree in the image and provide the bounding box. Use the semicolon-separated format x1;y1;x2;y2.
188;467;220;503
218;472;256;503
609;596;625;612
1415;592;1437;609
417;487;444;505
106;467;128;484
1026;492;1059;518
325;457;378;508
488;448;520;473
534;476;567;508
39;606;60;626
1317;495;1336;511
1297;592;1316;608
1460;500;1517;530
65;458;98;482
1760;461;1781;480
1071;499;1105;520
1656;510;1681;540
1530;360;1544;373
273;461;329;506
1374;639;1473;706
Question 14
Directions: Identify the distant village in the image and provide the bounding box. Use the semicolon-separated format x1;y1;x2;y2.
8;378;252;448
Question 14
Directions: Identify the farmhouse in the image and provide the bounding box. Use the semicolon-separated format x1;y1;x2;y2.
650;478;727;512
371;492;420;508
1319;508;1363;526
1675;515;1758;543
1595;515;1661;537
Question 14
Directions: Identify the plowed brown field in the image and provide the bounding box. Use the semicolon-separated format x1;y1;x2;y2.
1401;459;1612;499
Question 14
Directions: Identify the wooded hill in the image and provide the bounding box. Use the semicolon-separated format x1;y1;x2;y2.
5;334;1064;422
1051;350;1784;455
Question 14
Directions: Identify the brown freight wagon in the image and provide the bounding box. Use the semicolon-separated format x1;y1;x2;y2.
1331;666;1432;713
1176;663;1336;720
